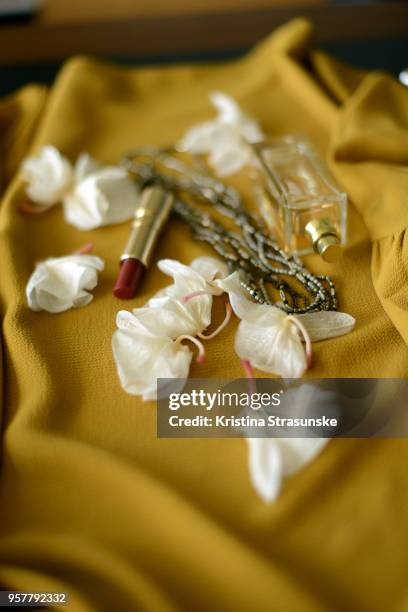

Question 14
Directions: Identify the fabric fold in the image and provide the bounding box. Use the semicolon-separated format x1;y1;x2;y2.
0;85;47;193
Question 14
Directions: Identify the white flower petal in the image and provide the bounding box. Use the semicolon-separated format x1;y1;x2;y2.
152;257;228;333
179;121;223;155
210;92;264;142
150;289;211;337
157;258;209;288
116;309;159;338
112;327;192;400
26;254;104;313
63;166;139;230
216;272;284;324
214;272;255;317
245;385;331;501
296;311;356;342
178;92;264;176
139;297;207;339
217;270;307;376
157;257;227;297
235;319;307;378
210;92;243;124
246;436;328;502
21;145;73;205
246;438;283;502
209;141;252;177
74;152;101;182
190;256;229;283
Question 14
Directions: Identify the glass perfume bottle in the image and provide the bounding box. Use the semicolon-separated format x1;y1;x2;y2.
250;136;347;262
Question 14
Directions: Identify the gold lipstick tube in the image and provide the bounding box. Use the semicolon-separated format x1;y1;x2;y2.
121;186;174;265
114;186;174;299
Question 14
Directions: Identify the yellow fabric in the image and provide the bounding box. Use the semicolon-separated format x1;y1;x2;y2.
1;18;408;611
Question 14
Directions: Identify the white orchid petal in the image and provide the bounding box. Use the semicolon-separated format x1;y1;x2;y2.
245;384;331;502
235;319;307;378
26;254;104;313
228;288;264;321
215;272;255;318
217;271;305;376
178;92;264;176
242;125;264;144
247;438;283;502
112;330;192;400
210;92;243;124
116;310;158;337
157;259;207;287
151;266;213;335
209;144;251;177
157;258;227;298
246;435;328;502
63;166;139;230
210;93;263;142
141;297;208;338
296;311;356;342
215;272;284;324
153;257;230;333
21;145;73;205
179;121;223;154
190;256;229;284
74;152;101;181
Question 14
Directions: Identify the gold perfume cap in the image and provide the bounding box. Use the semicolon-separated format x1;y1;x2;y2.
305;219;342;263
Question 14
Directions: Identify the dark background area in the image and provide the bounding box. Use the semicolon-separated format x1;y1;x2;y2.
0;0;407;97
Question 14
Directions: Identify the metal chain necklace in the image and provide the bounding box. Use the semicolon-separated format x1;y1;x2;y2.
121;146;337;314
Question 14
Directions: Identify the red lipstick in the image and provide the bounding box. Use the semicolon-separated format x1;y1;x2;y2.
113;186;174;299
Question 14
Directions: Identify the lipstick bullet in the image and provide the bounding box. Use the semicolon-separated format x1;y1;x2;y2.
113;186;174;299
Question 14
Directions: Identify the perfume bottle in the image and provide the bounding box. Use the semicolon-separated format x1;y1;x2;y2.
250;136;347;262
